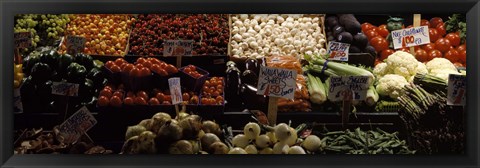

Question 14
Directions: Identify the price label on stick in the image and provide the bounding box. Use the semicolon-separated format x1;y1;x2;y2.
328;76;370;102
58;106;97;144
256;66;297;99
163;40;193;56
391;26;430;49
66;35;86;55
14;32;32;48
447;74;466;106
327;42;350;61
52;82;80;97
168;77;183;105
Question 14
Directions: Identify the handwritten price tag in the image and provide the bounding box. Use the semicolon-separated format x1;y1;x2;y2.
58;106;97;144
328;76;370;102
256;66;297;99
163;40;193;56
52;82;80;97
447;74;466;106
66;35;86;55
168;77;183;105
391;26;430;49
14;32;32;48
327;42;350;61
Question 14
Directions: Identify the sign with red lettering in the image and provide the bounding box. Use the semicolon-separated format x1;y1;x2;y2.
391;26;430;49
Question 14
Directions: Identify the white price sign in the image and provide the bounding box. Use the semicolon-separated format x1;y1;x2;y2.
14;32;32;48
168;77;183;105
447;74;466;106
66;35;86;55
327;42;350;61
52;82;80;97
256;66;297;99
328;76;370;102
163;40;193;56
58;106;97;144
391;26;430;49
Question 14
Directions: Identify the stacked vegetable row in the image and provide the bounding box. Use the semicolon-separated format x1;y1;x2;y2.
362;14;466;67
129;14;230;56
20;47;107;113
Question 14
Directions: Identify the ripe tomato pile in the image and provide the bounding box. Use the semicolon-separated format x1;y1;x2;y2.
201;77;225;105
104;57;178;78
363;17;466;67
98;84;200;107
182;65;203;79
129;14;229;56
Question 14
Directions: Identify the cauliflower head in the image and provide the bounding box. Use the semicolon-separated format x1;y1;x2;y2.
383;51;421;80
373;62;390;78
430;69;461;82
376;74;410;99
426;58;457;72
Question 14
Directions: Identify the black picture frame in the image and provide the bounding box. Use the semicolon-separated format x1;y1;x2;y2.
1;0;479;168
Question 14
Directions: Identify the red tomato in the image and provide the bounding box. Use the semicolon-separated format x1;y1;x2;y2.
110;96;123;107
370;37;389;52
458;50;466;64
122;64;134;74
113;91;124;98
158;92;167;101
434;38;452;53
377;27;389;38
149;97;161;105
415;49;429;62
378;24;387;30
99;89;113;98
165;65;178;74
137;91;149;100
114;58;125;66
453;62;464;68
429;17;444;28
445;33;461;47
126;91;135;98
134;97;148;105
444;49;460;63
421;19;430;27
110;65;121;73
143;61;153;69
105;61;115;70
124;97;134;105
422;43;436;52
135;63;144;69
436;23;447;37
182;93;190;102
374;59;382;66
98;96;110;106
365;30;380;40
129;68;141;77
406;25;413;28
361;23;376;32
157;69;169;77
397;47;410;53
429;28;440;43
457;44;466;52
140;67;151;77
136;57;146;65
380;49;395;61
428;50;443;60
149;58;162;65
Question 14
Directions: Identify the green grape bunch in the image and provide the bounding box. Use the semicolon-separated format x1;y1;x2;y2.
14;14;71;55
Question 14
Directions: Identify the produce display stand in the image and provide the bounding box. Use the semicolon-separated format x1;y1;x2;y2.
13;13;466;155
